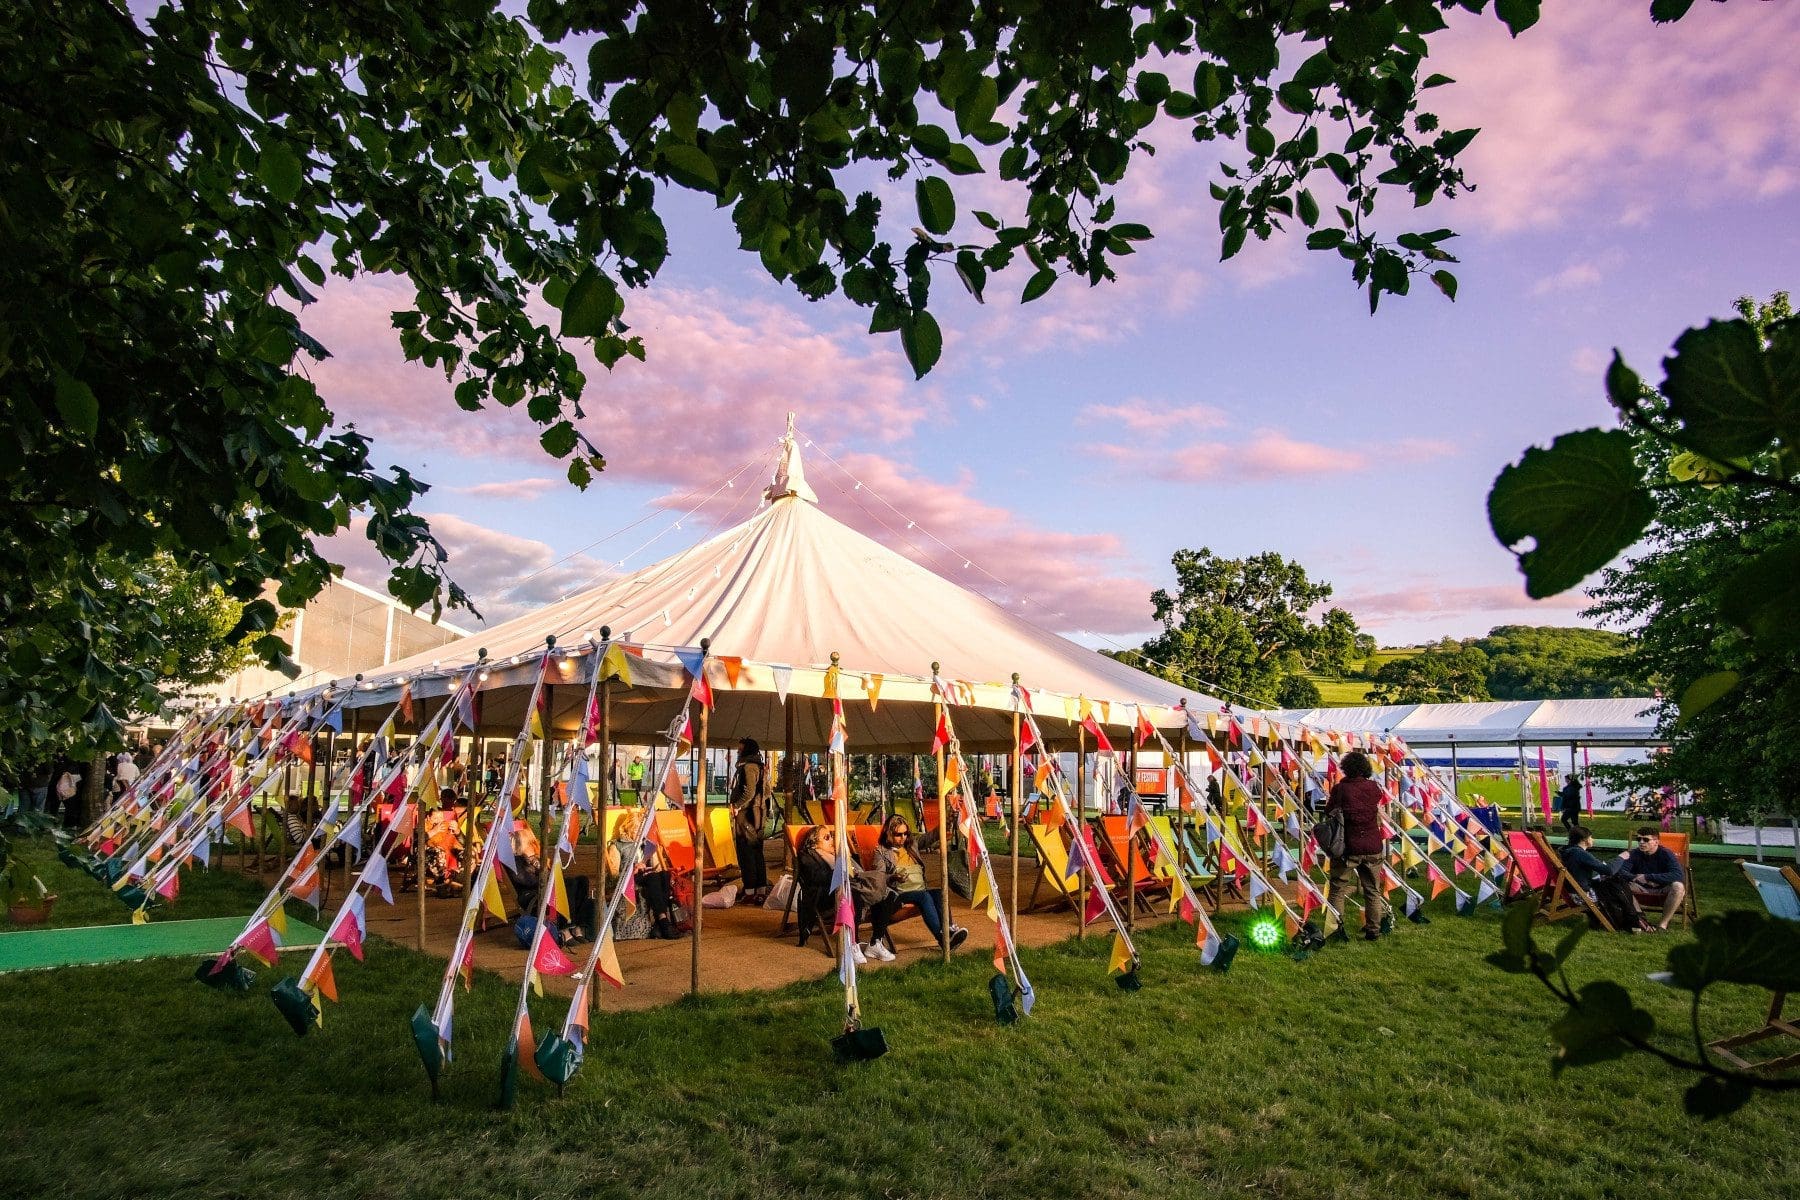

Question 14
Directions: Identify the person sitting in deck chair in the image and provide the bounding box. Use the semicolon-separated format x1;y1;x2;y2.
795;825;900;964
875;815;967;954
1561;825;1648;932
1610;827;1687;932
608;810;678;940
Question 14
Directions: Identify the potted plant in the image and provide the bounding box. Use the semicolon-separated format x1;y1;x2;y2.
1;809;59;926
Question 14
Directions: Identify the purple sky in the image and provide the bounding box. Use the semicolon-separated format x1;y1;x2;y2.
314;1;1800;651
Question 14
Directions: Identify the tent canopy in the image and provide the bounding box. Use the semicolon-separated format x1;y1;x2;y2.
342;431;1221;751
1275;697;1663;747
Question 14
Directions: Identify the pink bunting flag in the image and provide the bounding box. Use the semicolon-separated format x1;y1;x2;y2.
332;894;367;961
532;935;577;978
239;920;279;966
834;890;855;933
1082;886;1108;925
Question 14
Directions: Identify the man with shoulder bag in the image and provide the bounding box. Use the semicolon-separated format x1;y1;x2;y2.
729;738;774;904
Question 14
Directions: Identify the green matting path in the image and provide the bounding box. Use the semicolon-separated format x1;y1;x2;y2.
0;916;323;974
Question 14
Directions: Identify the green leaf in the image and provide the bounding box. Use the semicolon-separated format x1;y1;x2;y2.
954;75;999;137
259;141;303;204
1501;899;1536;959
1495;0;1541;36
1718;534;1800;647
1666;912;1800;993
1220;225;1247;260
900;311;942;378
658;143;720;193
52;369;99;438
559;267;619;340
1306;228;1347;250
942;144;985;176
540;420;579;458
1422;73;1455;88
1246;124;1276;159
1488;428;1656;598
1661;317;1800;461
1430;270;1458;301
1297;190;1319;228
915;175;955;235
1021;269;1055;303
1677;671;1739;726
1650;0;1698;23
1548;980;1655;1075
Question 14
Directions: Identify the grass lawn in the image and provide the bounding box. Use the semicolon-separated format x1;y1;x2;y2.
2;845;1795;1200
1309;677;1374;706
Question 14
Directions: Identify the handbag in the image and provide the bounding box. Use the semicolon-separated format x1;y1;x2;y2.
1316;807;1347;860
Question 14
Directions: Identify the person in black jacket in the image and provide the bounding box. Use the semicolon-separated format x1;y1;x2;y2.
1561;826;1648;932
1611;827;1687;932
1323;751;1392;940
1557;773;1583;831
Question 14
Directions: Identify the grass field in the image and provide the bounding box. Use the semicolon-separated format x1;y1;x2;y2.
2;840;1796;1200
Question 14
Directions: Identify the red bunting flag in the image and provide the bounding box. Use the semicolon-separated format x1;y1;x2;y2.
931;711;950;755
1134;708;1155;748
1018;719;1036;752
1080;714;1112;754
239;920;280;966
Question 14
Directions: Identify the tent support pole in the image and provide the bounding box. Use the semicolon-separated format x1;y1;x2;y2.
1449;742;1459;810
691;640;710;997
1009;674;1023;935
596;662;612;910
1516;743;1531;829
537;683;556;852
1125;734;1137;932
933;663;949;964
461;735;479;898
1076;723;1087;939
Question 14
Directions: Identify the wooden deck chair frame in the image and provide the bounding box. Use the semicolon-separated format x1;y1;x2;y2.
1706;862;1800;1073
1092;816;1169;915
1023;823;1079;912
1521;831;1615;932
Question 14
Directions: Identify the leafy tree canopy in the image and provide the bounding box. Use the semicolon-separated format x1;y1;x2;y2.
1365;637;1490;704
1275;673;1324;708
1123;548;1363;704
1468;625;1648;700
2;0;1720;755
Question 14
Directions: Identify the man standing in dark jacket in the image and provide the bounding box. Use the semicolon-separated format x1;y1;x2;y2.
1324;751;1392;940
1557;773;1583;831
1610;827;1687;931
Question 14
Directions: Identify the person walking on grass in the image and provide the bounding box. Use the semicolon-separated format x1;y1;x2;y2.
1324;750;1392;941
1558;772;1583;832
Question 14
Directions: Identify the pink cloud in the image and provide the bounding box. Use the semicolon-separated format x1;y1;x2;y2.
1104;430;1365;482
304;276;938;481
1078;399;1228;433
1429;1;1800;233
449;477;563;500
323;513;612;628
1339;582;1589;631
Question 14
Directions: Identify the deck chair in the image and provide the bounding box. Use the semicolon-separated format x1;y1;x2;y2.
1513;831;1614;931
1706;862;1800;1073
1093;816;1169;914
1151;815;1214;892
1630;831;1697;929
777;825;813;934
1177;823;1244;909
702;806;738;873
1023;823;1080;912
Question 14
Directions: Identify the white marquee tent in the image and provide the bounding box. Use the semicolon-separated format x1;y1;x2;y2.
341;431;1222;751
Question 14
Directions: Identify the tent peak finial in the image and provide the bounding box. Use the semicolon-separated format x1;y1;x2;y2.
764;416;818;504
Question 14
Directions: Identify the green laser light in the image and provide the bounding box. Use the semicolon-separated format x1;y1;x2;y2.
1247;915;1285;951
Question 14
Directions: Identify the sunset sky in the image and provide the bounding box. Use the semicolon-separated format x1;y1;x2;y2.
314;1;1800;651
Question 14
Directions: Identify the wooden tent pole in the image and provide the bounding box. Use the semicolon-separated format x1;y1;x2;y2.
596;631;613;907
690;639;711;997
1009;673;1023;935
933;661;949;964
1076;722;1087;939
537;681;556;851
783;692;796;876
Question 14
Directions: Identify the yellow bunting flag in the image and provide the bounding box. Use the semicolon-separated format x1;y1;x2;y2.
549;860;570;921
823;664;840;700
268;907;289;939
600;643;634;686
1167;873;1184;915
529;967;542;998
1033;760;1052;794
483;871;508;921
865;674;883;710
944;757;962;789
971;867;991;915
418;771;440;811
1107;932;1133;976
131;907;148;926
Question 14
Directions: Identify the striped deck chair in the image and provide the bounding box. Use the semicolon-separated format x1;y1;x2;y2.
1706;862;1800;1073
1023;823;1080;912
1151;815;1214;892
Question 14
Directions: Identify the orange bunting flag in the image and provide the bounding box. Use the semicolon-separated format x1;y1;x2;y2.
458;940;475;991
518;1010;548;1082
1134;707;1155;748
865;673;882;710
596;932;624;989
1032;759;1052;795
1205;745;1224;773
943;756;962;789
661;762;685;805
399;683;415;725
1380;866;1402;896
1427;862;1450;899
720;656;743;687
993;923;1011;974
569;979;591;1038
228;804;256;840
307;954;339;1004
295;736;314;766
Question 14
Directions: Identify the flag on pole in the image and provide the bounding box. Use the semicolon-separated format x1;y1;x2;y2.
1080;714;1112;754
1107;933;1133;975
